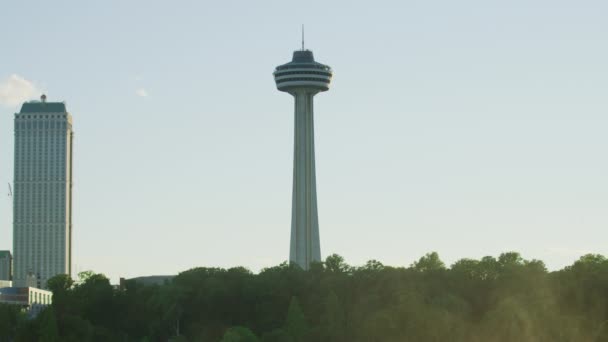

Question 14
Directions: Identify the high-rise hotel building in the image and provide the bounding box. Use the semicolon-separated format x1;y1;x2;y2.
13;95;73;288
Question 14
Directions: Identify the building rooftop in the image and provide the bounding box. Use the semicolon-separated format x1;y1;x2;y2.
128;275;174;286
0;251;10;257
19;101;67;114
292;50;315;63
275;49;332;71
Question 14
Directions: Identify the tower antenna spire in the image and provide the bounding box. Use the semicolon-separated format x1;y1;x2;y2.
301;24;305;50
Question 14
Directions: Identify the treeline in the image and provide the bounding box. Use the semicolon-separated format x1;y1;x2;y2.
2;252;608;341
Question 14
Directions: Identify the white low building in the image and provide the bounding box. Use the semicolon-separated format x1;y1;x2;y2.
0;286;52;317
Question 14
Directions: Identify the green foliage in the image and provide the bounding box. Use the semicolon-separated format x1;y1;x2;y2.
361;259;384;272
0;304;25;341
284;297;308;342
320;291;345;342
324;254;350;273
46;274;74;294
37;308;59;342
221;326;260;342
413;251;446;272
77;270;95;283
260;329;290;342
14;253;608;341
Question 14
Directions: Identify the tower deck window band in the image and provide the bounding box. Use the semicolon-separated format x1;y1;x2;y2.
275;70;332;77
274;49;333;270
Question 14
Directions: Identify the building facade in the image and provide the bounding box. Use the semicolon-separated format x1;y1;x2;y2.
12;96;73;288
0;286;52;317
0;251;11;281
274;49;332;270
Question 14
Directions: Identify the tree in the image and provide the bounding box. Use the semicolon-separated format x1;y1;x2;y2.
47;274;75;322
76;270;95;284
47;274;74;294
221;326;259;342
284;297;308;342
360;260;384;272
59;315;93;342
0;304;24;341
325;254;350;273
10;252;608;341
320;291;345;342
72;272;116;333
412;252;445;272
37;308;59;342
260;329;291;342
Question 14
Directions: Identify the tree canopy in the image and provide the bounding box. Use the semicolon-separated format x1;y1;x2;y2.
3;252;608;341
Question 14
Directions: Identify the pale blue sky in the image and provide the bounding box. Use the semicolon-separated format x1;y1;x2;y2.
1;1;607;282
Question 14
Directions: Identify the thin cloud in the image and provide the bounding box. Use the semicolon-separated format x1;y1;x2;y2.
0;74;42;107
135;88;148;97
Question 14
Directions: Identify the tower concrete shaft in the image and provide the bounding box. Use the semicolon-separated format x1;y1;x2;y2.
290;91;321;269
274;49;332;270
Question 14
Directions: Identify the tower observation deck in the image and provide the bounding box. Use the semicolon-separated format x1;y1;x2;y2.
274;49;333;270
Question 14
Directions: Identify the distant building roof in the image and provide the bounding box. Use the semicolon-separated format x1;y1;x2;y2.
19;102;67;113
127;275;174;286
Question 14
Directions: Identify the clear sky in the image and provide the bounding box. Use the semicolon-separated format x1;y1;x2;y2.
1;1;607;283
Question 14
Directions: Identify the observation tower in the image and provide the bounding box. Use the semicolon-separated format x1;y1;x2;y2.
273;45;333;270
